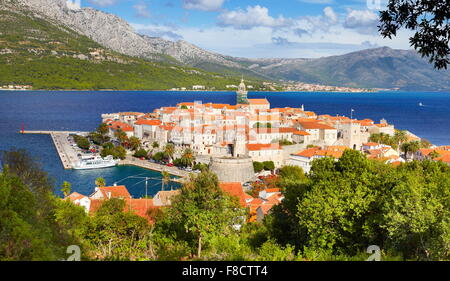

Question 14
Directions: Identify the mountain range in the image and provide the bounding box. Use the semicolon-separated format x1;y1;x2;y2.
4;0;450;91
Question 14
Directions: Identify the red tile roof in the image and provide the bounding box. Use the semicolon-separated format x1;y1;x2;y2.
247;143;282;151
95;185;131;199
134;119;162;126
248;98;270;105
219;182;247;207
299;121;335;130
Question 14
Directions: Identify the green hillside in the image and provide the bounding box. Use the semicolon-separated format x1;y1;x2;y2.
0;8;263;90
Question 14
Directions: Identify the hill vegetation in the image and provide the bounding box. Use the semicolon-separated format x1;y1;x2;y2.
0;9;264;90
1;149;448;261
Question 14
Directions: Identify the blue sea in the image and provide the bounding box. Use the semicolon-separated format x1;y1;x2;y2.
1;90;449;197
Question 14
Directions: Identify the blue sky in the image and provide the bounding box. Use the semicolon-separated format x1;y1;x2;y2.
73;0;413;58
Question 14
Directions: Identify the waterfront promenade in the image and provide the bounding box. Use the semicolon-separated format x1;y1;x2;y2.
120;156;190;182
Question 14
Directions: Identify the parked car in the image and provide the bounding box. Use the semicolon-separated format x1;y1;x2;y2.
166;163;174;167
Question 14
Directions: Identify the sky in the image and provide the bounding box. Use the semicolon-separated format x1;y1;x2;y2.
72;0;414;58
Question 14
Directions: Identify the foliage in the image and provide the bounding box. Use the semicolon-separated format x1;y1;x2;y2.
152;152;165;162
73;135;90;150
61;181;71;197
95;177;106;187
128;137;142;151
101;142;126;160
133;148;148;159
253;161;264;173
262;161;275;171
193;163;209;171
379;0;450;69
0;149;80;260
266;149;450;260
155;171;246;258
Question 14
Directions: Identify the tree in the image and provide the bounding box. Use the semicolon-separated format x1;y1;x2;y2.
133;148;148;159
159;171;245;258
95;177;106;187
0;149;82;260
394;130;408;152
61;181;71;197
161;171;170;191
74;135;90;150
180;148;194;167
379;0;450;69
164;143;175;161
152;141;159;149
129;136;141;151
381;161;450;260
114;129;128;145
263;161;275;171
97;123;109;135
152;152;165;162
253;161;264;173
401;141;420;160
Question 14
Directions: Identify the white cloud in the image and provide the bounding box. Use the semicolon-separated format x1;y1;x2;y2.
133;3;151;18
183;0;224;11
344;9;379;34
88;0;116;7
218;5;290;29
323;6;338;24
132;23;183;41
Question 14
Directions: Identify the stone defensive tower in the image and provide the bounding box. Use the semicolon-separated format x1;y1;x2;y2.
210;157;254;183
236;77;249;104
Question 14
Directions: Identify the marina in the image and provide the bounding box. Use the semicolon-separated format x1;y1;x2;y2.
20;130;190;181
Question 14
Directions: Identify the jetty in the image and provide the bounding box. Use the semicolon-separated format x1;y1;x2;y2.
20;130;89;169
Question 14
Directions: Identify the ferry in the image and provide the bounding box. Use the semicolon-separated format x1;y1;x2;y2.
73;155;119;170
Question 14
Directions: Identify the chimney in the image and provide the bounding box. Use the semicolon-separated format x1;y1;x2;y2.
107;191;111;199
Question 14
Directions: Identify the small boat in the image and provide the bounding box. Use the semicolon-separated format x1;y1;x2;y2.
418;102;423;107
73;155;118;170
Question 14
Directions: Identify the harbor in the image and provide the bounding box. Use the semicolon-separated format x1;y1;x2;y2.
20;130;190;181
20;130;89;169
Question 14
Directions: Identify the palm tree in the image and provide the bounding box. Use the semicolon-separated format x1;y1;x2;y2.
161;171;170;191
95;177;106;187
394;130;408;152
164;143;175;162
128;136;141;151
181;148;195;167
114;129;128;146
152;141;159;149
61;181;71;197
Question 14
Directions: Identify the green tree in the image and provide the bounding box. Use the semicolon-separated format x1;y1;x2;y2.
74;135;90;150
164;143;175;161
129;136;141;151
61;181;71;197
152;141;159;149
158;171;245;258
263;161;275;171
253;161;264;173
161;171;170;191
133;148;148;159
114;129;128;145
394;130;408;152
379;0;450;69
97;123;109;135
180;148;195;167
381;161;450;260
95;177;106;187
0;149;81;260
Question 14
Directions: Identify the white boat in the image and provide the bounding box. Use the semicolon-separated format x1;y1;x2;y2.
419;102;423;107
73;155;119;170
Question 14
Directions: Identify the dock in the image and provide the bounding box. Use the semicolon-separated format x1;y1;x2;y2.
20;130;89;169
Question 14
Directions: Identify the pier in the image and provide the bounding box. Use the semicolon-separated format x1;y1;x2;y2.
20;130;88;169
